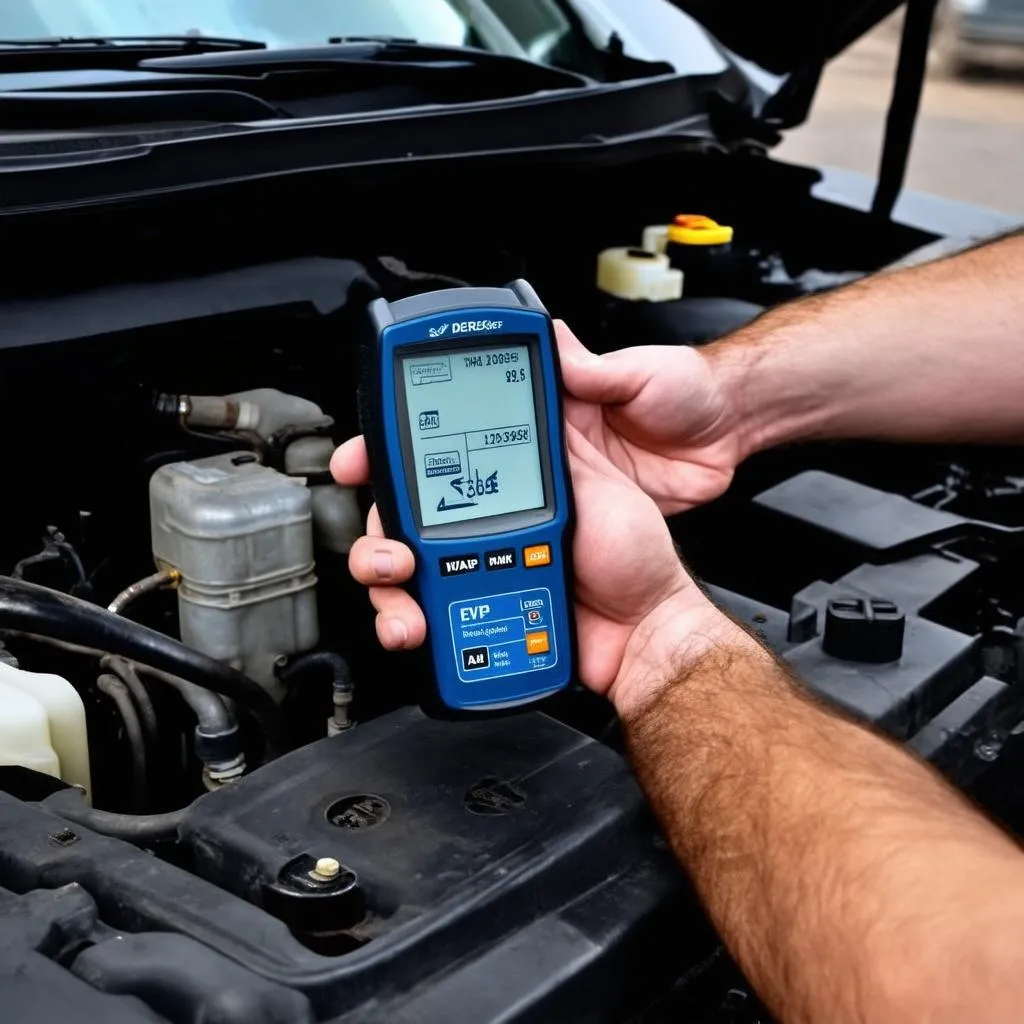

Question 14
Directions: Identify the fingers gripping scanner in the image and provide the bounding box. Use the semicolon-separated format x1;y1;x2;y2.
360;281;576;713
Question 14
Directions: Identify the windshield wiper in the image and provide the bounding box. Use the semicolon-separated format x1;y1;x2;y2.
0;35;266;52
142;40;590;90
0;38;590;130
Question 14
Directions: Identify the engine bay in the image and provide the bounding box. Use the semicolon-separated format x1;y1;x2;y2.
3;155;1024;1024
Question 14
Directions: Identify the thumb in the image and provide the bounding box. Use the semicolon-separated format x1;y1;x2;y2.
330;435;370;486
554;320;647;405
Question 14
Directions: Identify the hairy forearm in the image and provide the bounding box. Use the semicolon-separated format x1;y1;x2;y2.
622;627;1024;1023
705;232;1024;455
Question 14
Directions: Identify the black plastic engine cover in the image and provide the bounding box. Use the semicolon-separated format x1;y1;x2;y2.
180;706;686;1010
0;707;693;1024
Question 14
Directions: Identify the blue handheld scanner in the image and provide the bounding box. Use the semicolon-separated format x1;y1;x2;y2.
360;281;575;714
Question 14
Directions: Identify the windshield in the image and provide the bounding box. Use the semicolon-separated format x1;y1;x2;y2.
0;0;731;78
3;1;594;67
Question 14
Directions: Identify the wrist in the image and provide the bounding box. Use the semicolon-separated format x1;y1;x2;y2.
611;591;757;721
703;314;835;458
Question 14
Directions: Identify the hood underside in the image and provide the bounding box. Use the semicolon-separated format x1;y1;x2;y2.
674;0;906;75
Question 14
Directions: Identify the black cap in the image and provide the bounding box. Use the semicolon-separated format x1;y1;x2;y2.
823;597;905;664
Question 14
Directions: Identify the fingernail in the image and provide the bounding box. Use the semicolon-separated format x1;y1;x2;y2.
384;617;409;648
372;551;394;580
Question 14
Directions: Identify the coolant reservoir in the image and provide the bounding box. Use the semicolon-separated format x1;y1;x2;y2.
149;452;318;702
664;215;735;298
596;248;684;302
0;662;91;798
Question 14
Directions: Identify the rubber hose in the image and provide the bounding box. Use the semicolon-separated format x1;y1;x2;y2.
96;674;148;811
0;577;282;753
2;636;246;763
101;656;159;753
170;678;236;735
103;655;236;739
277;650;353;692
43;786;185;845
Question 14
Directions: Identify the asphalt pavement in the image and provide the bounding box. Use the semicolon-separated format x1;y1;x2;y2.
776;26;1024;216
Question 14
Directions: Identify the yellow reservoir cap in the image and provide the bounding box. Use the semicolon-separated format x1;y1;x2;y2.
667;214;733;247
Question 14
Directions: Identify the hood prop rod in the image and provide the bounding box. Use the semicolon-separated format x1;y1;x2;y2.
871;0;940;221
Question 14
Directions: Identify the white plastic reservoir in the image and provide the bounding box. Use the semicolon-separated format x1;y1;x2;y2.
0;662;91;800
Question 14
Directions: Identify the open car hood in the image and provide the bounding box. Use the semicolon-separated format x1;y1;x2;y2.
672;0;905;76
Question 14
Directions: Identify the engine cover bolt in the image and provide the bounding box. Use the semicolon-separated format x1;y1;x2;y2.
310;857;341;882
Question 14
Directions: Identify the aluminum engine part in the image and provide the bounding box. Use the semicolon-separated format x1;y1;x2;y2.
149;453;318;701
185;388;362;554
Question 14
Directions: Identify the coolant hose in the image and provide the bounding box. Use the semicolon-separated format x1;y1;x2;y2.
43;786;185;845
0;576;282;753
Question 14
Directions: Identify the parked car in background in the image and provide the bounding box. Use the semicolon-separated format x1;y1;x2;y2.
939;0;1024;75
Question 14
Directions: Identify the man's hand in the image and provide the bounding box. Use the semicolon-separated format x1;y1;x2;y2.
330;426;743;716
330;243;1024;1024
555;321;746;514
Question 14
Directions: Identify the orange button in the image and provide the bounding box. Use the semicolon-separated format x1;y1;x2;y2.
523;544;551;568
526;631;550;655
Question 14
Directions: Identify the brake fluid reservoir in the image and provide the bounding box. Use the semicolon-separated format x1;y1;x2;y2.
0;663;91;798
149;453;318;702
